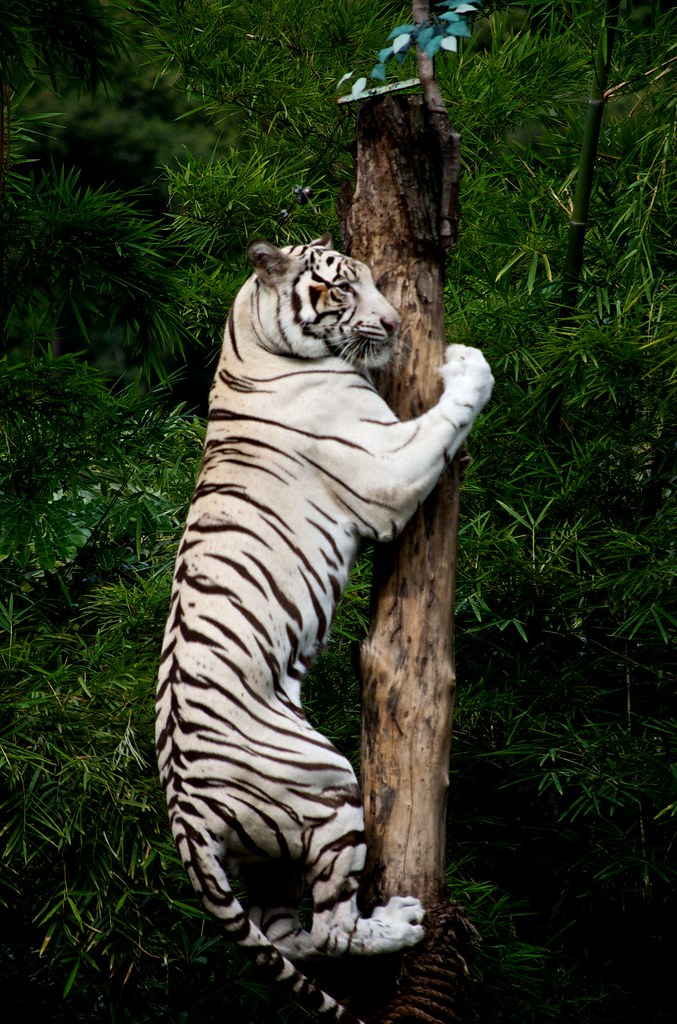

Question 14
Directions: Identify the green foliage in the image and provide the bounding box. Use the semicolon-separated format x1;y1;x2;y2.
1;165;197;377
436;5;677;1019
168;146;337;257
0;358;218;1020
133;0;395;237
0;358;202;582
0;0;128;94
0;1;223;382
1;2;676;1023
20;53;231;212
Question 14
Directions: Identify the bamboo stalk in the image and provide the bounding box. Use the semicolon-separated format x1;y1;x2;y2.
0;83;7;201
559;0;621;317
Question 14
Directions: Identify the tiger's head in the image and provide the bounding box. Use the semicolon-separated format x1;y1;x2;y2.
246;234;401;368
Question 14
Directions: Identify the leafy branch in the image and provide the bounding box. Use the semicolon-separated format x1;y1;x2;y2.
337;0;482;101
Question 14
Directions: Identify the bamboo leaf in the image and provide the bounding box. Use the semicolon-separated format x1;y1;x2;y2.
495;250;526;281
526;250;538;293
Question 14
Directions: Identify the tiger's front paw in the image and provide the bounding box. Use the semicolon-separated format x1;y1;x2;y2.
439;344;494;424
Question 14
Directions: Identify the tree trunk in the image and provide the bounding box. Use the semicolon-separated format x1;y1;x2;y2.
340;93;476;1024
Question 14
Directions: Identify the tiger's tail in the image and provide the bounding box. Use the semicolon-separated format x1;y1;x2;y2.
181;833;363;1024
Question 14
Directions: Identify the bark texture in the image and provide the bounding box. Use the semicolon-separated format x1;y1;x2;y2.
340;94;477;1023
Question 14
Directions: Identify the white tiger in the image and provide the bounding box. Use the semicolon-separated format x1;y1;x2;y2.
156;234;493;1022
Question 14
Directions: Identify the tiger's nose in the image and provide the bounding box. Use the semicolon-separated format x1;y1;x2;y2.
381;314;401;337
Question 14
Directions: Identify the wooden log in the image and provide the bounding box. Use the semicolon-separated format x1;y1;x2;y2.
340;93;477;1023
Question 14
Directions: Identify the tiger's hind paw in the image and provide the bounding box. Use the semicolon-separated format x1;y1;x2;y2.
357;895;425;954
372;894;425;926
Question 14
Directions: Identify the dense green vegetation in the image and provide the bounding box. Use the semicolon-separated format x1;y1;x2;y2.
1;2;675;1021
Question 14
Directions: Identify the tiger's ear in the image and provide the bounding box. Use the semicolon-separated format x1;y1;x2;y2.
310;232;333;250
247;239;292;284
